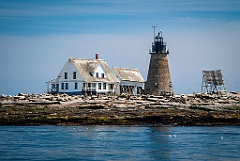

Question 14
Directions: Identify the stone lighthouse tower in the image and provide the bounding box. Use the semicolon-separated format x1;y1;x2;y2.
145;31;173;95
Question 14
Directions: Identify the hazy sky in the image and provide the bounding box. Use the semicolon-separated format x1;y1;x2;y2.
0;0;240;95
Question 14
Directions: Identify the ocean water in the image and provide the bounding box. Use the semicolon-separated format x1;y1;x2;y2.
0;126;239;161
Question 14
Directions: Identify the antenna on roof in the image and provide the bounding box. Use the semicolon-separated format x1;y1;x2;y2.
152;24;158;42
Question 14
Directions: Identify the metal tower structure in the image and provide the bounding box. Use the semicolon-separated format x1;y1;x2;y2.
201;70;226;93
145;29;173;95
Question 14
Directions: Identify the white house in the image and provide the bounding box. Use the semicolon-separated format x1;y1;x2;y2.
46;55;120;95
112;67;144;95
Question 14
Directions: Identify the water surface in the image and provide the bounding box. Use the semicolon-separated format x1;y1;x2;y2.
0;126;239;160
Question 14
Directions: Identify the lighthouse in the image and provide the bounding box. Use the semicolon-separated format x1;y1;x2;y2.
145;30;173;95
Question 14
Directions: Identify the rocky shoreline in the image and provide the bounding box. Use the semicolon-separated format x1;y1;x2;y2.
0;92;239;126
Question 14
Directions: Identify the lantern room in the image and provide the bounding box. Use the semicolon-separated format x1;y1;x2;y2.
151;31;168;54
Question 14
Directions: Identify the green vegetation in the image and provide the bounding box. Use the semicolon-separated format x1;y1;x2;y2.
189;106;213;112
224;106;240;111
78;105;105;109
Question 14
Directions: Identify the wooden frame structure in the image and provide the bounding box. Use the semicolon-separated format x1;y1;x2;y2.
201;70;226;93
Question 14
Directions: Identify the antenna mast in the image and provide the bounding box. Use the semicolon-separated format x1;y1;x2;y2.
152;25;158;42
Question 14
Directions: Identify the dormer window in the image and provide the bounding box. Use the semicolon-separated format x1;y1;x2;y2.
102;73;105;78
96;72;99;78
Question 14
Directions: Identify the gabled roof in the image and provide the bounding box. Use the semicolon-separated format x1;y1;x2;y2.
70;58;119;83
113;67;144;83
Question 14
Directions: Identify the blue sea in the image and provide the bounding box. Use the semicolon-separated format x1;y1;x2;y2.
0;126;239;161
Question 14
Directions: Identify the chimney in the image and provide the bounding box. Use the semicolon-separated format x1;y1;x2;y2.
95;53;99;60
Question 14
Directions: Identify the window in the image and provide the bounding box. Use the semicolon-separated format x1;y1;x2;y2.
61;83;64;90
73;72;76;79
75;82;78;89
64;72;68;79
102;73;105;78
98;83;101;90
110;84;114;90
88;83;91;88
52;84;55;89
65;83;68;90
96;72;99;78
103;83;106;90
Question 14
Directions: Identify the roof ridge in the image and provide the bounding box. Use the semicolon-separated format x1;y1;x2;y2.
71;57;105;61
114;67;139;71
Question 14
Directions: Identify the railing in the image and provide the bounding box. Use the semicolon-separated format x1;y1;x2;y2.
84;87;96;91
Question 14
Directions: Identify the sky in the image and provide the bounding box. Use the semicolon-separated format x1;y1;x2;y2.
0;0;240;95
